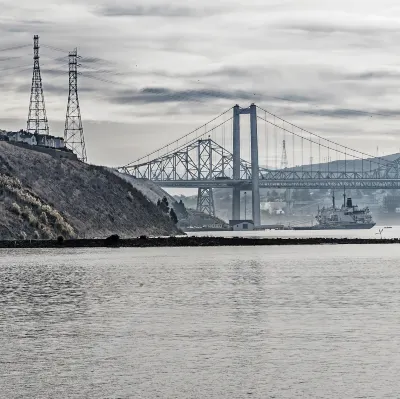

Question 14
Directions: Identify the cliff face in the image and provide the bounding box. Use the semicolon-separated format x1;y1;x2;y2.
0;142;180;239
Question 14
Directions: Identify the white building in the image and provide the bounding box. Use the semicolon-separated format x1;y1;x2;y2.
53;137;65;149
35;134;64;149
5;130;65;150
229;220;255;231
7;131;37;146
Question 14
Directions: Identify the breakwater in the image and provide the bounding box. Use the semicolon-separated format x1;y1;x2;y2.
0;236;400;248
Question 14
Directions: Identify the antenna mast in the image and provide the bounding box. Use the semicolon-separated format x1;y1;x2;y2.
27;35;49;135
64;48;87;162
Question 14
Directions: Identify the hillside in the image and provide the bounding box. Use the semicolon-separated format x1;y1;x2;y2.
115;173;228;227
0;142;180;239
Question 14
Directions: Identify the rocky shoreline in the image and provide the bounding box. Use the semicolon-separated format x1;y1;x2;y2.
0;236;400;248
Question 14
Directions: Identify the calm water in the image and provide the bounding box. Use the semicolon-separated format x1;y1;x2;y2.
1;246;400;398
191;225;400;239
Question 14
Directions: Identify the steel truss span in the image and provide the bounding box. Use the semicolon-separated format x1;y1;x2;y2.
118;139;400;190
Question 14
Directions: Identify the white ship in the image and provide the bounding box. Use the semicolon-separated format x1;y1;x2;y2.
293;192;375;230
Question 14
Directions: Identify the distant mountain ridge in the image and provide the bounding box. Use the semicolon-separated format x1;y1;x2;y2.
263;153;400;173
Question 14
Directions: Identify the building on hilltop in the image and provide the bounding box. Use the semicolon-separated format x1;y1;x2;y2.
8;130;37;146
4;130;65;150
0;130;9;141
35;134;64;149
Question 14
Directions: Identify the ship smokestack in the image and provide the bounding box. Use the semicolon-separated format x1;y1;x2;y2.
346;197;353;208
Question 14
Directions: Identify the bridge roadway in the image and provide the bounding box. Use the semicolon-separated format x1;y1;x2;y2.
158;177;400;190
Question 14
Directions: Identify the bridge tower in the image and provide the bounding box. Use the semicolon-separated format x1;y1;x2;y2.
232;105;241;220
280;140;292;211
27;35;49;135
231;104;261;226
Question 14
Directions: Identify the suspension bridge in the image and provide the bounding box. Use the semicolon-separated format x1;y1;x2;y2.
118;104;400;226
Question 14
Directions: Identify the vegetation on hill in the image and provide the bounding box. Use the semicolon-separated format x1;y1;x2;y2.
0;142;180;239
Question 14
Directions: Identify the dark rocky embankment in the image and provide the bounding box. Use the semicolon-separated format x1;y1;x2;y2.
1;236;399;248
0;142;180;239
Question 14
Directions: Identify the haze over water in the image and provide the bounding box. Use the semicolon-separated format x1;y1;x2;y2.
1;245;400;398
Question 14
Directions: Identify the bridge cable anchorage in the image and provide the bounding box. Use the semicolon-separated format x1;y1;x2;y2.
256;105;395;165
122;107;234;168
256;114;392;169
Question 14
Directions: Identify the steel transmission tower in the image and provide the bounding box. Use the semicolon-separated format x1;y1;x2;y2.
280;139;288;169
64;48;87;162
27;35;49;135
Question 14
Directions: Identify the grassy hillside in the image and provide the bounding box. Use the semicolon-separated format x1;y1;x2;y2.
0;142;180;239
116;173;228;226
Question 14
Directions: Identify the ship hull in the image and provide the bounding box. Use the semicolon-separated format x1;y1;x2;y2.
293;223;376;231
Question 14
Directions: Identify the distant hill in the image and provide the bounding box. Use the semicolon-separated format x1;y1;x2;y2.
0;142;180;239
276;153;400;173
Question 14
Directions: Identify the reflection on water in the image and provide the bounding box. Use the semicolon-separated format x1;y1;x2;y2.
1;246;400;398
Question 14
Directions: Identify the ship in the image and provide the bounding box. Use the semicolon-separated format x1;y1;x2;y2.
292;191;376;230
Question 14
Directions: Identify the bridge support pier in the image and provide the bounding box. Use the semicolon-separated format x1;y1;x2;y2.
232;186;241;220
250;103;261;226
197;188;215;217
232;105;241;220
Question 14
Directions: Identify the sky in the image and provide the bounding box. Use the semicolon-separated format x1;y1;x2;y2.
2;0;400;171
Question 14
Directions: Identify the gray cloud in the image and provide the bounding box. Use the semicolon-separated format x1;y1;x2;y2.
300;108;400;118
111;87;261;104
275;19;400;35
96;5;219;18
343;70;400;80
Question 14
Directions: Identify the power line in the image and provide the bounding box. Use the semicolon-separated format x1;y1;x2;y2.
0;55;23;63
0;44;30;52
41;44;69;53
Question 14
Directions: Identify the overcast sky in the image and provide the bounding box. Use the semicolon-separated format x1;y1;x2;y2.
2;0;400;169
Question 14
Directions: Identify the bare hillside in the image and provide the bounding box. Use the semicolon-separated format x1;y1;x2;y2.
0;142;180;239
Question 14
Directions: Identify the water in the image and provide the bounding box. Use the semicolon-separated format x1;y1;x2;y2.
1;246;400;398
191;225;400;239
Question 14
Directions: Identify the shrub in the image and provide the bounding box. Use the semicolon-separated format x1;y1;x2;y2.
10;202;21;215
105;234;120;246
39;212;48;225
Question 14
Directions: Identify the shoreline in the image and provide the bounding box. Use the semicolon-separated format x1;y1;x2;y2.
0;236;399;248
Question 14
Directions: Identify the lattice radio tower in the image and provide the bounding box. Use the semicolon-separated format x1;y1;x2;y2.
27;35;49;135
64;48;87;162
280;139;288;169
